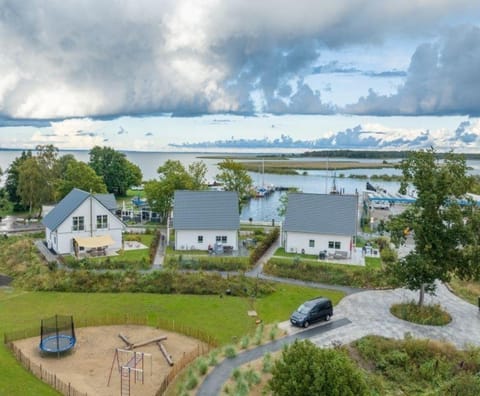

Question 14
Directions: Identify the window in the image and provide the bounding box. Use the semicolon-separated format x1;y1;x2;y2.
96;215;108;229
216;236;228;243
72;216;84;231
328;241;341;249
309;239;315;248
198;235;203;243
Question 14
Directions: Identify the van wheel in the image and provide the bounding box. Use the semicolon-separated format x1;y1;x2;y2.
304;321;310;328
325;314;331;322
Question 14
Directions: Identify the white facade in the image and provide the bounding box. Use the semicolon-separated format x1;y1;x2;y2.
283;231;353;257
175;229;238;251
46;196;124;255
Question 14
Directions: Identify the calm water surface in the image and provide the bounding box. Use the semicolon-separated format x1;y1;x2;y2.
2;150;479;222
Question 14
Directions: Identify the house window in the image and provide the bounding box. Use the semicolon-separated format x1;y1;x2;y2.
198;235;203;243
97;215;108;229
216;236;228;243
328;241;341;249
309;239;315;248
72;216;84;231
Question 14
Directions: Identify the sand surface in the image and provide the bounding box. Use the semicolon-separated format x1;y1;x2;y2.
13;325;204;396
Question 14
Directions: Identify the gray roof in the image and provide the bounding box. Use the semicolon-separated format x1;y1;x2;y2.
283;193;358;235
42;188;117;231
173;190;239;230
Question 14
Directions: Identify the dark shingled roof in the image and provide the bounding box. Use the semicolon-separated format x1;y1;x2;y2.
283;193;358;235
42;188;117;231
173;190;239;230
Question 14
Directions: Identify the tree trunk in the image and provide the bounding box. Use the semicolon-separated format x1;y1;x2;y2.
418;284;425;306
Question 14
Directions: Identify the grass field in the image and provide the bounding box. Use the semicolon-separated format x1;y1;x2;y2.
0;283;344;395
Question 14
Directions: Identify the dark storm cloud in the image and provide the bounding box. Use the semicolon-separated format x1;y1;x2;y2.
346;25;480;116
0;0;478;120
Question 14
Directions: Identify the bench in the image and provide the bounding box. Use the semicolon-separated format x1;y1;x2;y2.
333;251;349;259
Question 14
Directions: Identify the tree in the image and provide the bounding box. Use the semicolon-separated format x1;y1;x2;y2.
216;159;252;208
269;340;368;396
188;161;208;190
17;157;49;215
5;150;33;211
89;146;143;196
387;149;474;305
58;161;107;199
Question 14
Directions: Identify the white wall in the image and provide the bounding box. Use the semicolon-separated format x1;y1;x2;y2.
175;229;238;251
284;231;352;257
50;196;124;254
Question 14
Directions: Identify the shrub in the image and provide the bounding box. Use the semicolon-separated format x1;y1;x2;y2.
249;227;279;266
240;335;250;349
270;340;368;396
269;323;278;340
224;345;237;358
208;350;219;366
262;352;273;373
196;357;208;376
390;301;452;326
185;369;198;390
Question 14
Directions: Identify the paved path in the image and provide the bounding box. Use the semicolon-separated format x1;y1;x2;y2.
197;318;351;396
279;282;480;349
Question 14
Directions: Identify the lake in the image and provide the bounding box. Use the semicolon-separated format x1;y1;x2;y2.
2;149;479;222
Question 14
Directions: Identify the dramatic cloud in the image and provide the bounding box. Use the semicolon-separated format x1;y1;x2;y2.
346;25;480;116
0;1;477;119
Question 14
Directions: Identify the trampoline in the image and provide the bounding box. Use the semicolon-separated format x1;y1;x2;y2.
39;315;76;354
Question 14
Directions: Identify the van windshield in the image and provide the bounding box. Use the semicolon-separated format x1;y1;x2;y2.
297;304;310;315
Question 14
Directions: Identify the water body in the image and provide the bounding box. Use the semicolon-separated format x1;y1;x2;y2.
2;150;480;222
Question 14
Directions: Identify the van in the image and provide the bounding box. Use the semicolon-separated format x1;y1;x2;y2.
290;297;333;328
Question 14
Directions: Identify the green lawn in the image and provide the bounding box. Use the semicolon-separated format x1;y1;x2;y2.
0;283;344;395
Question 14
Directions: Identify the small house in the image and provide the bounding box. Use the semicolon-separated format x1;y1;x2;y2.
172;190;239;252
42;188;124;255
283;193;358;258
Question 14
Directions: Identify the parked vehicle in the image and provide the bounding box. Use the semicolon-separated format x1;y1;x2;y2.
290;297;333;328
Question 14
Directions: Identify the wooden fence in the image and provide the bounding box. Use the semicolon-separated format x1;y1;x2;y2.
4;313;218;396
156;343;212;396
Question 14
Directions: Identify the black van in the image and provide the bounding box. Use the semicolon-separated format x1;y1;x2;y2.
290;297;333;328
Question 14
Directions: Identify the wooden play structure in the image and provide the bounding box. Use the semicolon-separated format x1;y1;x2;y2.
118;333;174;366
107;348;152;396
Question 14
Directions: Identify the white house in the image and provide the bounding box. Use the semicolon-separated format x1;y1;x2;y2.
172;190;239;251
282;193;358;257
42;188;125;255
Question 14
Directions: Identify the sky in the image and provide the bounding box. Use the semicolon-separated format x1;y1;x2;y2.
1;0;480;152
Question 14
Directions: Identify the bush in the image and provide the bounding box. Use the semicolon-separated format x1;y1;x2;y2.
240;335;250;349
270;340;368;396
262;352;273;373
185;369;198;390
224;345;237;358
164;254;250;272
249;227;279;266
196;357;208;376
390;301;452;326
264;257;395;288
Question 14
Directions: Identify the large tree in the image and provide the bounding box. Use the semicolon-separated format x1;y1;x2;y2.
144;160;206;221
269;340;368;396
88;146;142;196
5;150;33;211
17;157;51;215
58;161;107;199
387;149;474;305
216;159;252;208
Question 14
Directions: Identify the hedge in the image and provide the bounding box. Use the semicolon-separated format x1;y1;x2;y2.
249;227;280;265
164;255;250;272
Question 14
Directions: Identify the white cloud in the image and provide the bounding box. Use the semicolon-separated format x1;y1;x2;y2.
0;0;478;119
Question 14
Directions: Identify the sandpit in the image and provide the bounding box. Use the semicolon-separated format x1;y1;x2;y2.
13;325;205;396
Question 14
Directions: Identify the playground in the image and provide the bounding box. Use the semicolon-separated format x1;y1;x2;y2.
12;324;204;396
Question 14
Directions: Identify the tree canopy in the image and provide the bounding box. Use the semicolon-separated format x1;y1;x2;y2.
387;149;476;305
216;159;252;208
144;159;208;222
269;340;368;396
58;160;107;199
88;146;142;196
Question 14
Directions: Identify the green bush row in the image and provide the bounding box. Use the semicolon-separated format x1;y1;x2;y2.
249;227;279;265
18;266;276;296
61;255;150;270
149;230;161;263
164;255;250;272
263;257;397;288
